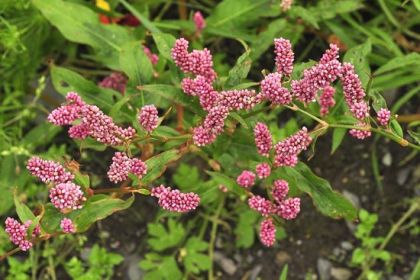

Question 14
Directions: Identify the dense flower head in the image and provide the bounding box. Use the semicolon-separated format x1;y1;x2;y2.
24;221;41;237
143;46;159;65
107;152;131;183
130;158;148;178
280;0;293;11
274;127;312;167
138;105;159;132
248;195;274;216
202;105;229;134
181;76;218;110
291;59;342;103
98;72;127;94
261;72;292;105
49;183;86;211
5;217;33;251
47;92;86;126
27;157;74;184
377;108;391;126
349;123;372;139
256;163;271;179
276;197;301;220
350;101;370;120
218;89;262;111
151;185;200;213
341;63;366;103
193;126;217;146
319;86;336;116
320;44;340;64
236;170;256;188
171;38;216;82
60;218;76;233
254;122;273;157
272;180;289;203
81;104;136;145
193;11;206;34
274;38;294;76
259;218;276;247
68;123;90;139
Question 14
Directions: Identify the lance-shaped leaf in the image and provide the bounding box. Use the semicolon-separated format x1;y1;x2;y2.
280;162;357;220
14;191;36;222
120;41;153;87
141;149;182;185
225;48;252;88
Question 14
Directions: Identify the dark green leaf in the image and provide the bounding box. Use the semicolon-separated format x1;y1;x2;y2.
152;33;176;61
331;128;347;154
14;191;36;222
120;41;153;86
141;149;182;185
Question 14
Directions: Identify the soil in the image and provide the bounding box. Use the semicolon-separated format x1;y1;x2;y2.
87;132;419;280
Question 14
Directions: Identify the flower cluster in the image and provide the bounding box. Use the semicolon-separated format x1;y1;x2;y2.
274;127;312;167
98;72;127;94
280;0;293;11
261;73;292;105
48;92;136;146
319;86;336;116
27;157;74;184
193;11;206;36
107;152;147;183
246;179;300;246
259;218;276;247
138;104;159;132
236;170;256;188
4;218;36;251
49;182;86;211
151;185;200;213
60;218;76;233
274;38;294;76
254;122;273;157
256;163;271;179
377;108;391;126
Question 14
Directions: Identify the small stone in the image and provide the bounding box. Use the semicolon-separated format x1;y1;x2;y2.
342;190;361;209
214;251;237;275
331;267;352;280
249;264;263;280
359;169;366;176
127;254;143;280
275;251;291;265
317;258;332;280
382;152;392;166
340;241;353;251
397;169;410;186
296;239;302;246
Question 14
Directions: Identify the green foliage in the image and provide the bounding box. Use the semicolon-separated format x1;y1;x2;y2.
147;218;185;252
6;257;31;280
64;244;123;280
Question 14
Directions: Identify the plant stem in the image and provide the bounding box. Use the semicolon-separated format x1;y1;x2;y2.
0;247;21;261
285;104;328;126
208;195;226;280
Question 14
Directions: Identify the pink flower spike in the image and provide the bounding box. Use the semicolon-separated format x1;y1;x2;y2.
130;158;147;179
248;195;274;216
138;105;159;133
256;163;271;179
27;157;74;184
203;105;229;135
254;122;273;157
107;152;131;183
350;101;370;120
272;180;289;203
5;217;33;251
261;73;292;105
274;38;294;76
192;126;217;146
236;170;256;188
274;127;312;167
49;183;86;211
143;46;159;65
68;123;89;139
98;72;127;94
320;44;340;64
259;218;276;247
218;89;262;111
193;11;206;34
277;197;301;220
349;123;372;140
377;108;391;126
151;185;200;213
60;218;76;233
280;0;293;11
319;86;336;116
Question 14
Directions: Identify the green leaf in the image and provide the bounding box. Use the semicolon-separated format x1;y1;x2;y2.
41;195;134;233
281;163;357;220
344;40;372;87
410;259;420;280
369;91;387;112
407;129;420;144
119;0;160;33
147;218;185;251
375;53;420;76
21;123;61;149
225;48;252;88
140;149;182;185
250;19;288;60
183;237;211;274
331;128;347;154
206;171;247;197
74;171;90;190
234;209;259;248
351;248;365;264
152;33;176;61
120;41;153;87
290;6;319;29
33;0;133;67
390;120;403;138
0;156;18;215
139;254;182;280
279;264;288;280
14;191;36;222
